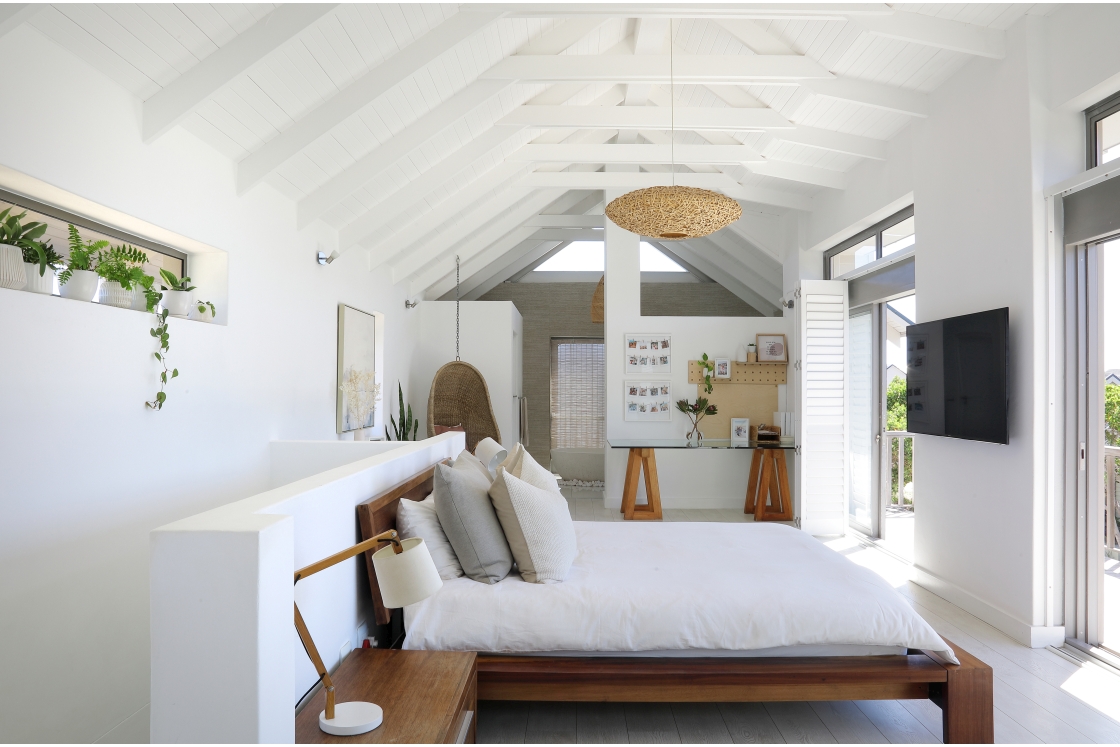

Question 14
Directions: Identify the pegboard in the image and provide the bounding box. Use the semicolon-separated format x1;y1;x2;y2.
688;360;787;385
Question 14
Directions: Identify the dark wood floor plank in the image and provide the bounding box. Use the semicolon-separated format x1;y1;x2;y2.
672;703;733;744
624;703;680;743
897;699;943;743
718;703;787;744
810;701;888;744
765;703;837;744
853;701;937;744
527;702;579;744
577;702;629;744
478;701;529;744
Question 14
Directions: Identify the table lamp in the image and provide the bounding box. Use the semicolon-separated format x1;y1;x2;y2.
293;529;442;736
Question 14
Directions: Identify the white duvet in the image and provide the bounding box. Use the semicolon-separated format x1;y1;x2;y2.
404;521;958;664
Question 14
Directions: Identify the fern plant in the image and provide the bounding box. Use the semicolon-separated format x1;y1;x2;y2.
59;224;108;285
386;382;419;441
96;244;150;289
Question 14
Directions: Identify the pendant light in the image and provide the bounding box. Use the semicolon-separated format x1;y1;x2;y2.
605;20;742;241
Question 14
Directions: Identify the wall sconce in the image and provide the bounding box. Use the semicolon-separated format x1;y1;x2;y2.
404;299;418;309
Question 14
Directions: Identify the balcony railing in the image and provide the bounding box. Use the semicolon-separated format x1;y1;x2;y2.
884;431;914;506
1107;446;1120;552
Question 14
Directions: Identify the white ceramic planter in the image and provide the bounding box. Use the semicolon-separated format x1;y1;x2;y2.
130;286;149;311
194;304;215;323
163;289;193;317
60;269;100;301
99;280;133;309
0;245;27;290
23;262;56;295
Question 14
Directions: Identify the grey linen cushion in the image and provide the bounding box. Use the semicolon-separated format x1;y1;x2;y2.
432;455;512;584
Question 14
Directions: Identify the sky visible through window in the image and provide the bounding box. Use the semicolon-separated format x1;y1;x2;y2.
534;241;686;272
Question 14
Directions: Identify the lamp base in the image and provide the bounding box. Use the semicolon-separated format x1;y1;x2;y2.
319;701;383;736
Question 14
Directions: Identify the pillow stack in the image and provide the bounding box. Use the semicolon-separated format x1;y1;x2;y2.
398;444;577;585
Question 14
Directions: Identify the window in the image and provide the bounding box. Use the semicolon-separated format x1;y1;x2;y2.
825;206;915;279
532;241;687;273
1087;90;1120;168
550;338;605;449
639;242;687;272
0;188;185;283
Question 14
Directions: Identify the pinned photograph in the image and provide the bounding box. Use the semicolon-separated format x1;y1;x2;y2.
628;338;638;349
629;386;638;396
624;334;671;373
639;386;648;397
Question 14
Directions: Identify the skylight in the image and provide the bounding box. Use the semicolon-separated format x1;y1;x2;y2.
533;241;688;272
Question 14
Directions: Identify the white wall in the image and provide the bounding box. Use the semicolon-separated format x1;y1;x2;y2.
603;203;792;509
0;27;418;743
269;441;405;488
410;300;523;450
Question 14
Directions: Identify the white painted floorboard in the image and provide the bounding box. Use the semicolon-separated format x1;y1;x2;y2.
476;496;1120;744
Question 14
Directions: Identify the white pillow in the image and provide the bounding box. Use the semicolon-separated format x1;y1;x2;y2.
488;467;577;584
505;443;562;494
396;494;463;580
453;449;493;486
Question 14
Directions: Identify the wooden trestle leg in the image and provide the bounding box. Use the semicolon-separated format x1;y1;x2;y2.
620;448;663;520
744;448;793;521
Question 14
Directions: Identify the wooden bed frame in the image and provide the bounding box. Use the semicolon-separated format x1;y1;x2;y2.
357;465;994;744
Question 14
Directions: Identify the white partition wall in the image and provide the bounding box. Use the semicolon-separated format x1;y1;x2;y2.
797;280;849;536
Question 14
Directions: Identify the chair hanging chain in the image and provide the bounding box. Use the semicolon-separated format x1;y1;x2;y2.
670;19;675;188
455;254;460;361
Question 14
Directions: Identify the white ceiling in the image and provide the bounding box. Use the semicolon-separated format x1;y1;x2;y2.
12;3;1049;306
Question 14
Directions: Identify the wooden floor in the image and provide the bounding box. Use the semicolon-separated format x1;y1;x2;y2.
478;497;1120;744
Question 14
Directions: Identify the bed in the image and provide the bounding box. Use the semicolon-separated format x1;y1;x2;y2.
357;465;994;744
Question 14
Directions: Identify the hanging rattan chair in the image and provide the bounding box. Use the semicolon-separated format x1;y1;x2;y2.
427;360;501;452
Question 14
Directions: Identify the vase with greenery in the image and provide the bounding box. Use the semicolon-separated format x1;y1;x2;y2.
386;382;419;441
194;299;217;322
0;207;48;290
676;397;717;445
96;243;150;308
59;224;108;302
158;269;196;317
21;241;64;295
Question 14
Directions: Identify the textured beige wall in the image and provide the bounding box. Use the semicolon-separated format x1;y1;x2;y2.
479;280;762;465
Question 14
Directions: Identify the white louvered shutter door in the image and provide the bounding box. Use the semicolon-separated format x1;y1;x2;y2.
797;280;849;536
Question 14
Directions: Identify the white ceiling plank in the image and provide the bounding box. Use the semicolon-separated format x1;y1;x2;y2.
484;5;893;20
801;77;928;117
367;161;530;269
518;16;609;55
651;239;780;314
338;124;524;252
0;4;40;38
773;125;888;160
407;190;567;295
481;55;833;83
526;228;605;241
717;18;798;54
524;214;605;227
499;105;793;130
142;4;338;142
237;10;502;193
297;79;509;227
517;171;813;210
510;143;766;164
747;160;846;190
846;11;1005;59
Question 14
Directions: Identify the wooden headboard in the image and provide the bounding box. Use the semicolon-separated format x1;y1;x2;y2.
356;464;438;625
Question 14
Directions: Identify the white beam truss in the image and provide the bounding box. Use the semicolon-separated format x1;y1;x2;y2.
0;4;39;40
498;105;793;130
486;5;894;20
481;55;833;83
650;238;780;315
846;11;1005;59
523;214;605;228
509;143;766;164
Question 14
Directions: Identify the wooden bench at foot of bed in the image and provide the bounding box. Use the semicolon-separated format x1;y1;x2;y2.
475;640;992;744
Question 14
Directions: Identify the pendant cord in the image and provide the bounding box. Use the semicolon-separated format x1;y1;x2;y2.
455;255;460;361
670;19;675;188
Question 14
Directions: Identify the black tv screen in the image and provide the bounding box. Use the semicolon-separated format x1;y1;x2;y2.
905;307;1009;444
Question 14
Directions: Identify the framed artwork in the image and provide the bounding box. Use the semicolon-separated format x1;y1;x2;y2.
624;334;671;374
714;358;731;379
624;380;672;422
337;304;382;434
756;333;788;363
731;418;751;443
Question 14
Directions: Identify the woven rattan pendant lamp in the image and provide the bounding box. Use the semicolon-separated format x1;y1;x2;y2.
605;21;741;241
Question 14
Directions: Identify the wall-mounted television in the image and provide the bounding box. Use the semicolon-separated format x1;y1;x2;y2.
905;307;1009;445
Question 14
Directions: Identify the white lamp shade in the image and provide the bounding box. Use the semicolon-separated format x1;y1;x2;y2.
474;437;508;474
372;537;443;608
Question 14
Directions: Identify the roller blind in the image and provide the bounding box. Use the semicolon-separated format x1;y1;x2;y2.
1064;173;1120;245
848;256;915;308
550;338;605;449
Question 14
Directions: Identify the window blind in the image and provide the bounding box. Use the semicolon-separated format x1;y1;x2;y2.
550;338;605;450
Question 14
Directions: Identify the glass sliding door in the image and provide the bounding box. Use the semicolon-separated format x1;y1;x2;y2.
848;306;880;535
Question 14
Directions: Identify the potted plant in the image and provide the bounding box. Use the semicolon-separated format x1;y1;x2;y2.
22;241;65;295
0;207;48;291
132;262;162;311
59;225;108;302
676;397;717;446
96;243;150;308
194;300;217;322
747;343;757;363
158;269;196;317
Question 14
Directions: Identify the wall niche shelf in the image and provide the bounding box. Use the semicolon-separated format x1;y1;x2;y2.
687;360;787;385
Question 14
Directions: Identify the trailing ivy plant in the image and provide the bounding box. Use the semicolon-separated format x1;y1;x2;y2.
22;241;65;277
0;207;48;253
59;224;108;285
96;243;150;289
158;268;196;292
386;382;419;441
697;353;715;394
196;300;216;316
145;308;178;411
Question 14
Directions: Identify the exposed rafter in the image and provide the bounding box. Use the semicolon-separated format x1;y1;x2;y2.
773;126;888;160
509;143;766;164
846;11;1005;59
142;4;338;143
481;55;833;83
0;4;39;40
236;10;501;193
498;105;793;130
649;239;780;315
524;214;605;227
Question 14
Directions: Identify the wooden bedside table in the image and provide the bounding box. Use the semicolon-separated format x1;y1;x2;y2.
297;649;477;744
